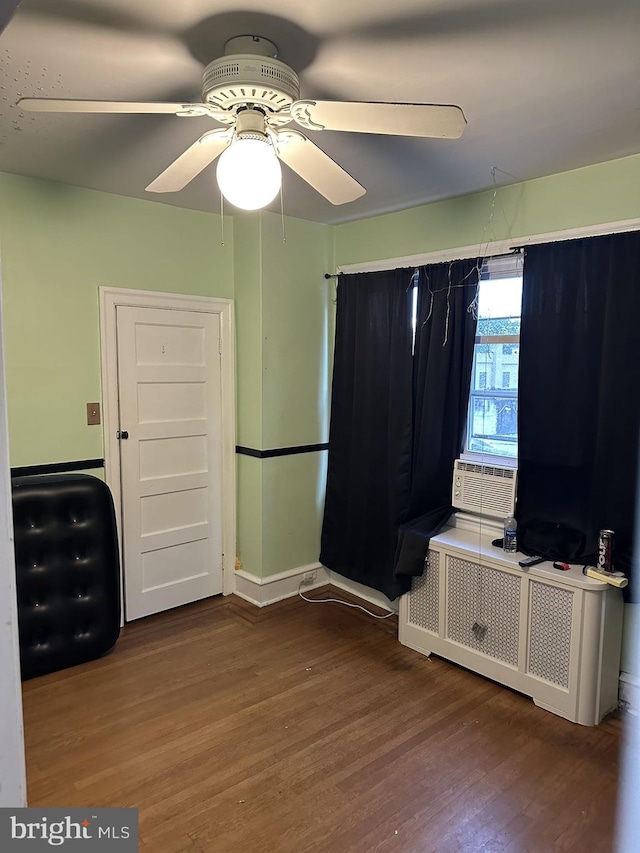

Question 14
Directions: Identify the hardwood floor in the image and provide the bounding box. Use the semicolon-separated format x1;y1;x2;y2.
22;587;623;852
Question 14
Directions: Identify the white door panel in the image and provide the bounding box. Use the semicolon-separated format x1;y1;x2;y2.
141;488;209;535
134;322;206;366
117;306;223;620
139;434;208;479
137;382;206;423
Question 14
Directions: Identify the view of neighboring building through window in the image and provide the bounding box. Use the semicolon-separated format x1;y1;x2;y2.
466;255;523;460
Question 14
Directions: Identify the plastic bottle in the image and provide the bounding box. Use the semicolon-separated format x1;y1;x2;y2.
503;513;517;553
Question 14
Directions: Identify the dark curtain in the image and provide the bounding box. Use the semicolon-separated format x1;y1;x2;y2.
320;268;415;601
517;231;640;592
394;259;480;584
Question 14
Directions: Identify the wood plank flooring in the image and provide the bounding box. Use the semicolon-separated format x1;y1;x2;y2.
22;587;623;852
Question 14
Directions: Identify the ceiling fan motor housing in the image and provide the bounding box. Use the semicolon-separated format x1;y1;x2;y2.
202;55;301;121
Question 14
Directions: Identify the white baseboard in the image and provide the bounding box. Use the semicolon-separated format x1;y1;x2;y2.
327;571;398;614
232;564;398;615
620;672;640;715
233;563;329;607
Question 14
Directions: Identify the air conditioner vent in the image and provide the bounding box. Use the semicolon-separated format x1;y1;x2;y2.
455;461;515;479
452;459;517;518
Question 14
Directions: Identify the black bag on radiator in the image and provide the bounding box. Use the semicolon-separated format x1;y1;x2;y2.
12;473;121;680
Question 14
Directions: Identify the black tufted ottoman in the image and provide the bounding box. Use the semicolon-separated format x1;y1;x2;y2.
12;473;121;680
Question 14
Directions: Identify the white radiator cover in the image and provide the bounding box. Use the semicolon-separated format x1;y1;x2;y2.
399;526;623;726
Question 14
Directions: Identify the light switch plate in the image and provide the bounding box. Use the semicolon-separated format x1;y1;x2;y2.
86;402;101;425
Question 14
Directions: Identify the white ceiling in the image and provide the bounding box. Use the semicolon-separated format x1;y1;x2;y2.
0;0;639;225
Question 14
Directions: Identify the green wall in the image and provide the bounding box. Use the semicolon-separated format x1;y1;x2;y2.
233;213;262;451
260;213;334;576
0;172;233;467
336;153;640;267
260;212;333;450
262;452;328;576
233;211;334;577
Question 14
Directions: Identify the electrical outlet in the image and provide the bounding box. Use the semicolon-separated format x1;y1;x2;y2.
301;570;317;586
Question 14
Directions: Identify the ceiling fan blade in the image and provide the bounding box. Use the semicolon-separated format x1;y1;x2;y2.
290;100;466;139
1;0;20;36
18;98;219;117
276;132;365;205
22;1;157;35
146;130;231;193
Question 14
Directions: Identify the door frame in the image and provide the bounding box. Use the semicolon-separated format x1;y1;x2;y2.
99;287;236;605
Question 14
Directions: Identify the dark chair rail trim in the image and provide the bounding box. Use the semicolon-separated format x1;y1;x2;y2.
11;459;105;477
236;444;329;459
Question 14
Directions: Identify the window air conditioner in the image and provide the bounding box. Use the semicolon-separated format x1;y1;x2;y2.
452;459;517;518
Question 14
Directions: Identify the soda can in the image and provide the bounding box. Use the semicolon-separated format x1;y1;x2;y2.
597;529;614;573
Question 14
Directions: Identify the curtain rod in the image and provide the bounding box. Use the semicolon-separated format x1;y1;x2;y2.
335;218;640;277
325;248;523;279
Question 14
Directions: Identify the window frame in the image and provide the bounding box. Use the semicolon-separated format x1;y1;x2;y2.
462;256;522;468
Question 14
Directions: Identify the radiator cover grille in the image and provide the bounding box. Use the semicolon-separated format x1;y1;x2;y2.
446;556;520;665
409;550;440;633
528;581;573;688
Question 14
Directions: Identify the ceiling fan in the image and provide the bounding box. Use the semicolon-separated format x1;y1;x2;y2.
18;35;467;210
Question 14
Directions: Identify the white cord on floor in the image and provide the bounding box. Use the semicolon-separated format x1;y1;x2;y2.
297;584;396;619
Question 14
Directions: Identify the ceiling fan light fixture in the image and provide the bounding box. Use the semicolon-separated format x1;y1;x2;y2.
19;40;467;211
216;134;282;211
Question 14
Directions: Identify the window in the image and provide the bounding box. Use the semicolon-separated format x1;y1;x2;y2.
465;255;523;461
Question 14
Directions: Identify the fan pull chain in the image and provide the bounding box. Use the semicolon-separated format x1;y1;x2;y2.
280;183;286;244
220;192;225;246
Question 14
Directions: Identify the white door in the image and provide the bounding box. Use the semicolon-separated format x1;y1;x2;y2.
116;305;223;621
